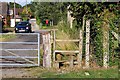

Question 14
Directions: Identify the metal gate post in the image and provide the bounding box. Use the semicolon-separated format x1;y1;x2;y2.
38;33;40;66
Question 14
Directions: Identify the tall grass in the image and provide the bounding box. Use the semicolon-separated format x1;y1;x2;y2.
55;21;79;50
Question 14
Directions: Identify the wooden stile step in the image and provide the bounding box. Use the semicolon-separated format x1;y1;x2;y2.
55;50;79;53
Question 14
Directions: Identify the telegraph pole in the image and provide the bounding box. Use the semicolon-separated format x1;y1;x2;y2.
26;0;27;14
26;0;28;20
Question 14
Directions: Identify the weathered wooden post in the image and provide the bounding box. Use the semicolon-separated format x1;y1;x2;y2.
53;30;56;62
42;31;51;68
70;54;74;68
77;30;83;68
103;22;109;68
77;15;85;68
67;5;75;29
85;20;90;68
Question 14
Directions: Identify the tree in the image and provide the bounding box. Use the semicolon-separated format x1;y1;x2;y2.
22;2;36;17
35;2;67;26
21;7;32;20
9;2;22;8
69;2;119;68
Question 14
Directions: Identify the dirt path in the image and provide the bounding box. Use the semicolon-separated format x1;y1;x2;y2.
1;68;36;78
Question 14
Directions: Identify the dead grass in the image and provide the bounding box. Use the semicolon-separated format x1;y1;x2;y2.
55;29;79;50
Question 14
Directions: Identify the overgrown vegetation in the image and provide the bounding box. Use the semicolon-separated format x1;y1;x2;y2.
68;2;119;67
55;21;79;50
34;2;119;67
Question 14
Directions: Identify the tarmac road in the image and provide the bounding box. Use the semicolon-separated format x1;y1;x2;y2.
1;33;39;65
0;19;41;78
0;20;40;66
0;33;40;78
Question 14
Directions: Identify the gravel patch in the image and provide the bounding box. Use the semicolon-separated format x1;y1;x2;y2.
1;68;34;78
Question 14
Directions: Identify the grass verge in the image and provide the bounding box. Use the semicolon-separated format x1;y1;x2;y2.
28;67;118;78
0;34;16;41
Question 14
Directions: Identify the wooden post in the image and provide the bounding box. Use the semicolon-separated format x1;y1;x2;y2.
67;5;75;29
56;53;62;61
48;33;51;68
70;55;74;68
103;22;109;68
42;32;51;68
77;30;83;67
53;30;56;61
54;61;59;68
77;15;85;68
85;20;90;68
43;34;46;67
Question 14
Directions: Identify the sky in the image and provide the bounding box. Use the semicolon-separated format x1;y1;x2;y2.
0;0;32;6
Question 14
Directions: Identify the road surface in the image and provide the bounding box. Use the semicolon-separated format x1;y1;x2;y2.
1;34;39;66
0;19;41;78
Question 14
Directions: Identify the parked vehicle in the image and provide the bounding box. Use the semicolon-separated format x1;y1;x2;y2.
15;21;32;33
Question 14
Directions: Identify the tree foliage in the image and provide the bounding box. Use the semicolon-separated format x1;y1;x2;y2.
69;2;119;66
20;7;32;20
22;2;36;17
69;2;119;27
9;2;22;8
35;2;67;25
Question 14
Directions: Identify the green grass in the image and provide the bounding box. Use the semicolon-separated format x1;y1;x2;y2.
41;68;118;78
0;34;16;41
35;21;119;78
29;67;118;78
